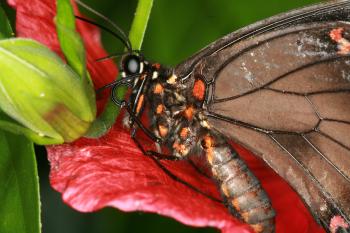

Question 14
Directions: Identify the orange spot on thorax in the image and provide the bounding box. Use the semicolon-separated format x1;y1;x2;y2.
202;135;214;149
154;83;164;94
180;127;189;139
192;79;206;101
172;142;187;154
158;124;168;137
183;106;194;120
152;63;161;70
156;104;164;114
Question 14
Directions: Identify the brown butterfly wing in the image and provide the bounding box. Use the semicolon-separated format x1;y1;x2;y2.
174;1;350;232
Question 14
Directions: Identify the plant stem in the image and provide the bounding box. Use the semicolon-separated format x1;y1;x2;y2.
129;0;154;50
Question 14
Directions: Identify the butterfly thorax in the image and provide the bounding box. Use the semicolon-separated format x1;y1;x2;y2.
141;65;210;158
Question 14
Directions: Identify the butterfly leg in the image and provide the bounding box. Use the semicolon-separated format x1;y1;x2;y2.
130;127;179;161
199;131;275;233
130;127;222;203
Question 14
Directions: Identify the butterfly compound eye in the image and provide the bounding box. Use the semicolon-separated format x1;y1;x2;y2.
123;55;142;75
127;58;139;73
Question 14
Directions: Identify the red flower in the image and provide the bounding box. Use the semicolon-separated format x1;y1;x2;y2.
9;1;325;232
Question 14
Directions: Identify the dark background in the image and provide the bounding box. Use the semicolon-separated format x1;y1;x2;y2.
3;0;321;232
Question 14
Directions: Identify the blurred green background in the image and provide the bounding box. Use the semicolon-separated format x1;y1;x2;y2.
4;0;321;233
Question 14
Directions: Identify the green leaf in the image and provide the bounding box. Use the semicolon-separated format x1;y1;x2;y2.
0;4;13;39
0;131;40;233
86;0;153;138
55;0;86;79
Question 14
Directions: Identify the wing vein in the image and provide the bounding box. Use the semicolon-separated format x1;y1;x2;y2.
214;55;350;103
269;134;350;226
317;130;350;152
302;134;350;183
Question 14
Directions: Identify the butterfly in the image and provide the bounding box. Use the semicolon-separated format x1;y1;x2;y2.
78;0;350;232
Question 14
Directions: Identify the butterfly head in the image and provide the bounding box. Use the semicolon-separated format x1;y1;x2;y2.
120;53;145;78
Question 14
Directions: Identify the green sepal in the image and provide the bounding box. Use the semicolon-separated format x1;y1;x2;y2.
0;110;61;145
0;38;95;143
85;98;120;138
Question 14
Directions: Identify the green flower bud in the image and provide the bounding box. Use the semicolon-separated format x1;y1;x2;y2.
0;38;96;144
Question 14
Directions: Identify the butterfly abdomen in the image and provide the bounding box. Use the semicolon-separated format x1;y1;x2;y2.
201;134;275;233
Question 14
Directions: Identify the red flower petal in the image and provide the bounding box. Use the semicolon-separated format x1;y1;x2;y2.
46;120;325;233
9;1;326;233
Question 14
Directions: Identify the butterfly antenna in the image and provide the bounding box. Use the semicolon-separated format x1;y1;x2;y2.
95;52;125;62
95;50;141;62
75;16;131;51
75;0;132;51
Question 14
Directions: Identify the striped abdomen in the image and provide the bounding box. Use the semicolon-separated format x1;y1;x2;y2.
201;134;275;233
